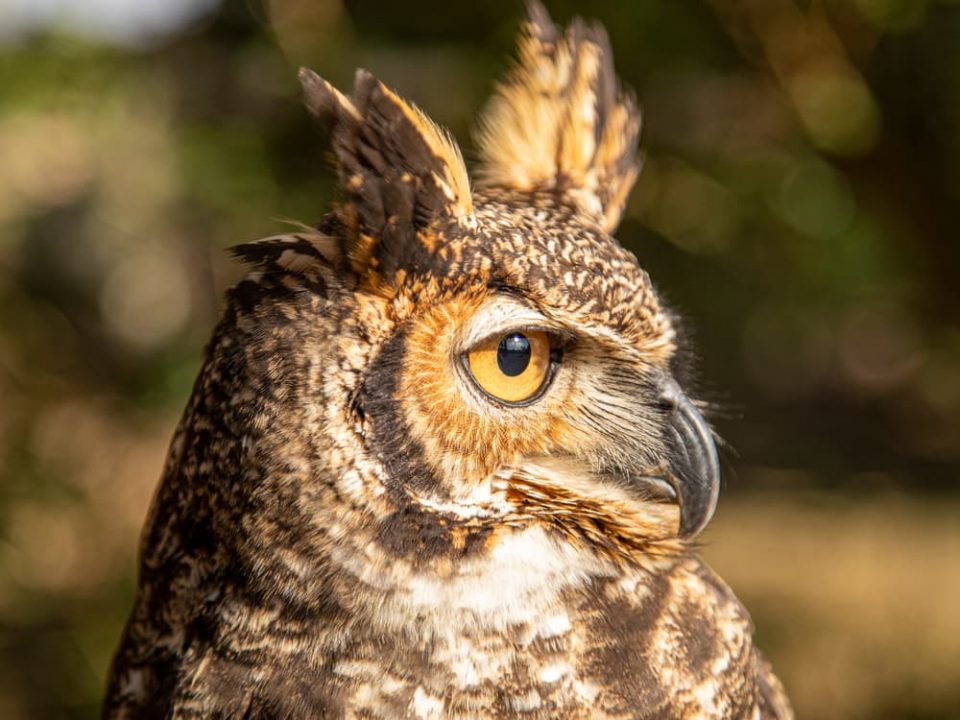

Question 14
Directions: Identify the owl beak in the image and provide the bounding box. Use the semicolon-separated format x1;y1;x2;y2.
658;376;720;538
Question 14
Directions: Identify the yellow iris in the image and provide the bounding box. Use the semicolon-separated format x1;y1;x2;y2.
466;330;552;404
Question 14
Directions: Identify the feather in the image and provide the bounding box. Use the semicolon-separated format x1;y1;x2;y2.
475;1;641;233
300;68;473;280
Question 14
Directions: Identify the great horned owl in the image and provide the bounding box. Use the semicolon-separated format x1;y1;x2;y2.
104;3;792;718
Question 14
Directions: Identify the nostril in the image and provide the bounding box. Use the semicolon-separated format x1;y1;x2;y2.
654;373;683;413
657;396;678;413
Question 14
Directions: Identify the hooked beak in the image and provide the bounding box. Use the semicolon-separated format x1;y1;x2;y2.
657;376;720;538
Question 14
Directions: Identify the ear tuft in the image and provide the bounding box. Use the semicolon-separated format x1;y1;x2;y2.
300;67;473;277
474;1;641;234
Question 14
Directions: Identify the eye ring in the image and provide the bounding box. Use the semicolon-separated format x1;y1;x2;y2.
463;329;563;407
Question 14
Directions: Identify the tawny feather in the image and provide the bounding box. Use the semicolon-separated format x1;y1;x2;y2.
475;1;641;233
300;67;473;277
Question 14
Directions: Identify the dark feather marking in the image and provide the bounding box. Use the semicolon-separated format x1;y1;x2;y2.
585;575;673;714
358;327;438;497
301;68;468;279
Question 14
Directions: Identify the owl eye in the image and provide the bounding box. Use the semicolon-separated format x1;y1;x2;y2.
465;330;558;405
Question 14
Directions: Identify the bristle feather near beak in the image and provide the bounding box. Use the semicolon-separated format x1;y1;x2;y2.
494;458;683;565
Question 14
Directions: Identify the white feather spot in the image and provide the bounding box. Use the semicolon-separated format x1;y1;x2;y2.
693;681;719;716
537;611;572;639
574;679;601;703
412;686;445;719
538;662;569;684
509;689;542;712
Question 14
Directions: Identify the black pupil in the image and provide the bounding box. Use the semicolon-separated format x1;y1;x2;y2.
497;333;531;377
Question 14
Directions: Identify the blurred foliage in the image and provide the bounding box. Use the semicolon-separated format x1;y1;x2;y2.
0;0;958;718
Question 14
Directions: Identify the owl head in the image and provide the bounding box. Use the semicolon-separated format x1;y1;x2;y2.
233;2;719;574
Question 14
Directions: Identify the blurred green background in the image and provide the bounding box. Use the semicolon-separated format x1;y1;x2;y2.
0;0;958;717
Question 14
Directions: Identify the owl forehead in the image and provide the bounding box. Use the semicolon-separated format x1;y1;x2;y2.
422;191;674;358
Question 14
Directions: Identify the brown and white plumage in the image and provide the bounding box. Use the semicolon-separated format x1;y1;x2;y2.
475;1;641;233
103;3;791;718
